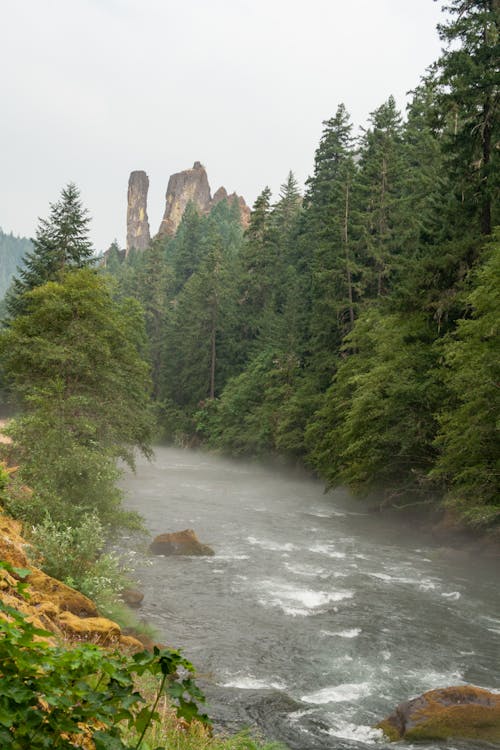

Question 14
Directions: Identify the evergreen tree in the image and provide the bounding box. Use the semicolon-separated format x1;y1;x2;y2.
166;203;206;293
302;104;360;382
305;308;443;501
0;268;153;525
6;184;94;318
434;0;499;237
356;96;406;300
272;171;302;252
231;187;281;360
163;232;229;412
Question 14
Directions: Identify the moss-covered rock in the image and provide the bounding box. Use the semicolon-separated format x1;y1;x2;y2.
58;611;121;645
27;569;98;617
377;685;500;743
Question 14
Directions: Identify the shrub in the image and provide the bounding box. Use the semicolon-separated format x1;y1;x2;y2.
0;560;210;749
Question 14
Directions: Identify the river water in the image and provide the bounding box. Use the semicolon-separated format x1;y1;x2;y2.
119;447;499;749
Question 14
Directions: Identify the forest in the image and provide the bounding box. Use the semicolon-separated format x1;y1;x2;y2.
104;0;499;530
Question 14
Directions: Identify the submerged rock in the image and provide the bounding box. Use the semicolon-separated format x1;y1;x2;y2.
122;587;144;608
377;685;500;743
149;528;214;556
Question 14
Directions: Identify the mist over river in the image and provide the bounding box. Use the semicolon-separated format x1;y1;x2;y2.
119;447;499;749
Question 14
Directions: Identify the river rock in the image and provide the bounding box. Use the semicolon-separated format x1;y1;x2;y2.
121;587;144;608
149;528;214;557
377;685;500;743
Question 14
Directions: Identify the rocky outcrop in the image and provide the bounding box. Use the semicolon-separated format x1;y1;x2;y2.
0;508;143;652
233;193;251;229
125;163;250;245
212;186;251;229
377;685;500;743
211;186;228;205
126;170;151;254
157;162;212;238
150;528;214;556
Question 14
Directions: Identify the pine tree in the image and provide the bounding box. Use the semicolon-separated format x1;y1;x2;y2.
434;0;499;237
163;232;228;411
6;184;94;318
0;268;153;525
234;187;278;351
301;104;360;382
356;96;406;300
167;202;206;293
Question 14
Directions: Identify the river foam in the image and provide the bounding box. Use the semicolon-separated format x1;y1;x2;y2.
257;579;354;616
302;681;372;704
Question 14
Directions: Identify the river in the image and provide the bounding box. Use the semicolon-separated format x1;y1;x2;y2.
119;446;499;749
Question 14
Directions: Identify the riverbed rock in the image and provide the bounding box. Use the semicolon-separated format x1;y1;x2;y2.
149;528;214;556
121;587;144;608
377;685;500;743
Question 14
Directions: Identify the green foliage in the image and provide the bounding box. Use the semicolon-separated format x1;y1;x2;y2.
28;513;106;581
27;513;132;611
306;309;443;501
198;350;302;457
6;184;94;319
0;561;210;749
0;268;154;528
431;237;500;526
434;0;499;236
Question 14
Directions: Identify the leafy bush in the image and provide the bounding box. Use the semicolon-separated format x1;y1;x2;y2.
0;561;209;749
28;513;132;610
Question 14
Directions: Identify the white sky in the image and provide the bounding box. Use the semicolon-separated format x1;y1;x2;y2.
1;0;445;251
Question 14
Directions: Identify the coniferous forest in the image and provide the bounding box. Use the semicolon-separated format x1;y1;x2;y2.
105;0;499;530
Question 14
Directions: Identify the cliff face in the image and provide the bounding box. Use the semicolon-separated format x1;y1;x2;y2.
126;171;151;254
125;163;250;247
157;162;211;238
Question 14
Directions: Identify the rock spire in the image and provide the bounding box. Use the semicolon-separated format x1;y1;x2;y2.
125;163;250;248
126;171;151;254
157;162;212;238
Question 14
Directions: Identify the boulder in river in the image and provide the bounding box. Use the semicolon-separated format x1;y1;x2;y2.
377;685;500;743
149;528;214;557
121;588;144;608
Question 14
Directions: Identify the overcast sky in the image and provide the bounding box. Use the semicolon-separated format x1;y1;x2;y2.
1;0;446;251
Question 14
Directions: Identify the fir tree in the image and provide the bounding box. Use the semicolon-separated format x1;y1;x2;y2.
356;96;406;300
302;104;360;381
434;0;499;236
6;184;94;318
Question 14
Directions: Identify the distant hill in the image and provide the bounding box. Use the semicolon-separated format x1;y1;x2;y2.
0;228;32;300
